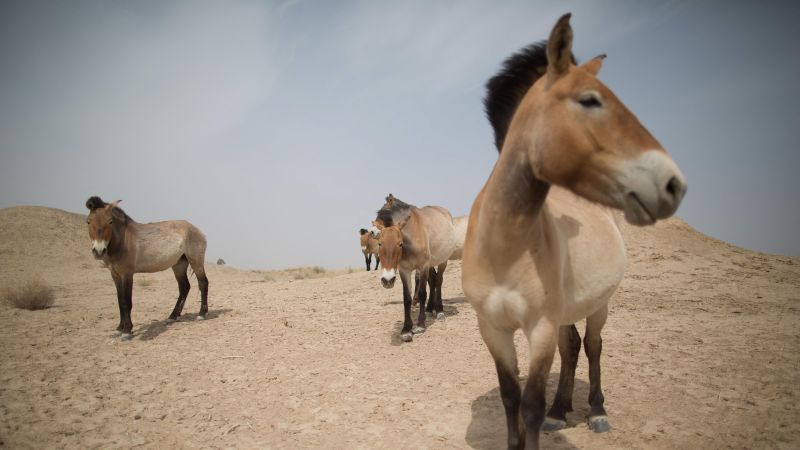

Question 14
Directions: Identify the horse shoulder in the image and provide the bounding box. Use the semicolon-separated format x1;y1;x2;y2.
546;189;626;324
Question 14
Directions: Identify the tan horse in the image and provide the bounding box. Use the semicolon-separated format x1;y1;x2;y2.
448;215;468;261
359;228;380;271
86;196;209;340
373;195;457;342
462;14;686;449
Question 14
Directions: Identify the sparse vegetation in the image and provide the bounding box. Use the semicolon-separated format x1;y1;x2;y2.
2;278;55;310
137;278;152;288
291;266;326;280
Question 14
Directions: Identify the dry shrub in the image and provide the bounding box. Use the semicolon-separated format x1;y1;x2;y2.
3;279;55;310
290;266;327;280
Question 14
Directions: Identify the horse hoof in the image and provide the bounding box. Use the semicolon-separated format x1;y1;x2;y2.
436;312;445;321
412;325;426;334
589;416;610;433
121;333;134;341
541;417;567;432
196;315;205;321
166;317;176;324
400;332;413;342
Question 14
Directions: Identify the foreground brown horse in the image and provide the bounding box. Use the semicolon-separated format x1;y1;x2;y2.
86;196;209;340
373;195;456;342
359;228;380;271
462;14;686;449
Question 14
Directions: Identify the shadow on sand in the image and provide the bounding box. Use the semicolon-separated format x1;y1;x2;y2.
387;297;461;345
465;373;593;450
137;308;232;341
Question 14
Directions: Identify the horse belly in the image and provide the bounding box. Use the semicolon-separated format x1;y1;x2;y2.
552;200;626;325
134;237;187;273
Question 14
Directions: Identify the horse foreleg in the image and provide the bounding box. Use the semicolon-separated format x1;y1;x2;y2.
365;253;371;271
433;262;447;320
585;306;609;432
412;268;428;335
478;317;523;450
399;271;414;342
543;324;581;431
111;271;125;337
374;255;380;270
521;319;558;449
120;273;134;340
425;267;436;314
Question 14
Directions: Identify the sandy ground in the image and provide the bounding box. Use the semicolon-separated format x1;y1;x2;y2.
0;205;798;449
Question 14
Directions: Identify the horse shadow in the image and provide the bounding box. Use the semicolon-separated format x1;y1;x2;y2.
387;297;461;345
465;373;590;449
137;308;232;341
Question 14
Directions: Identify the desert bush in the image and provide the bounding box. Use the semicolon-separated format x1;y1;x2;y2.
137;278;152;288
2;279;55;310
291;266;327;280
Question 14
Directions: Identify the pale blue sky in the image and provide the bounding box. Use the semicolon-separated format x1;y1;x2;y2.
1;1;798;269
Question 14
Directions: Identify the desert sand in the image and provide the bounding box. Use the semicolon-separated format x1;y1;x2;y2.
0;205;798;449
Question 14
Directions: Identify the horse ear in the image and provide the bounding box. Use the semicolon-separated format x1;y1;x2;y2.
360;228;368;235
581;54;606;76
108;199;122;209
372;220;385;230
86;196;105;211
547;13;574;79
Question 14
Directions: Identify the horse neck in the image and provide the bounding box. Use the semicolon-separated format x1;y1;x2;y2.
399;210;426;268
478;139;551;252
107;220;134;260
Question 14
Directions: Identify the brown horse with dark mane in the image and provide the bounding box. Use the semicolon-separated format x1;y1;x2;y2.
373;194;457;342
359;228;380;271
86;196;209;340
462;14;686;449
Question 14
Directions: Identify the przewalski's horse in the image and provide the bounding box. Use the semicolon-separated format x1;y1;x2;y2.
359;228;380;271
462;14;686;449
373;195;457;342
86;196;210;340
448;215;468;261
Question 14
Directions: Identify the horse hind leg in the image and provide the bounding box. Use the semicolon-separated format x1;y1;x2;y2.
185;256;209;320
543;324;581;431
478;317;524;450
585;306;610;432
425;267;436;314
433;262;447;320
168;255;191;322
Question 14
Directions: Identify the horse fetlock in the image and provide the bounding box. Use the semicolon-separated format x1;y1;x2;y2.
541;417;567;432
588;415;610;433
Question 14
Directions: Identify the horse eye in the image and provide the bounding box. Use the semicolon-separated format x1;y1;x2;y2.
108;219;113;225
399;242;403;248
378;243;382;247
578;95;602;108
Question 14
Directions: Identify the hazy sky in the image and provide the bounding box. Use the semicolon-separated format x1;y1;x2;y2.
1;0;798;269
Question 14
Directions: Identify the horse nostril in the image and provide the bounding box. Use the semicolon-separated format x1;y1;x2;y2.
665;176;681;200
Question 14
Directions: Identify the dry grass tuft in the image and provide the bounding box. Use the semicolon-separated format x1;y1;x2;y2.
291;266;326;280
2;278;55;310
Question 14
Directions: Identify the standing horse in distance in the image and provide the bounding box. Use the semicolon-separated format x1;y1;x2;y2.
359;228;380;271
462;13;686;449
86;196;210;340
373;195;456;342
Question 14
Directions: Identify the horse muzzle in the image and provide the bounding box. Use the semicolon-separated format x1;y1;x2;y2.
381;268;396;289
91;240;108;259
619;150;687;226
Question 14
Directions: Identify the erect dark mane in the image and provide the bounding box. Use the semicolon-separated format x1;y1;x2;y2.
483;41;576;152
360;228;368;235
85;195;133;224
375;194;415;227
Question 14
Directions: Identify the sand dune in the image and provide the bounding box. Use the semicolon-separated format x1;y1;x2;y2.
0;205;798;449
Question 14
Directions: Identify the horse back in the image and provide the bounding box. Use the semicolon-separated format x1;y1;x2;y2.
129;220;206;273
413;206;456;266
